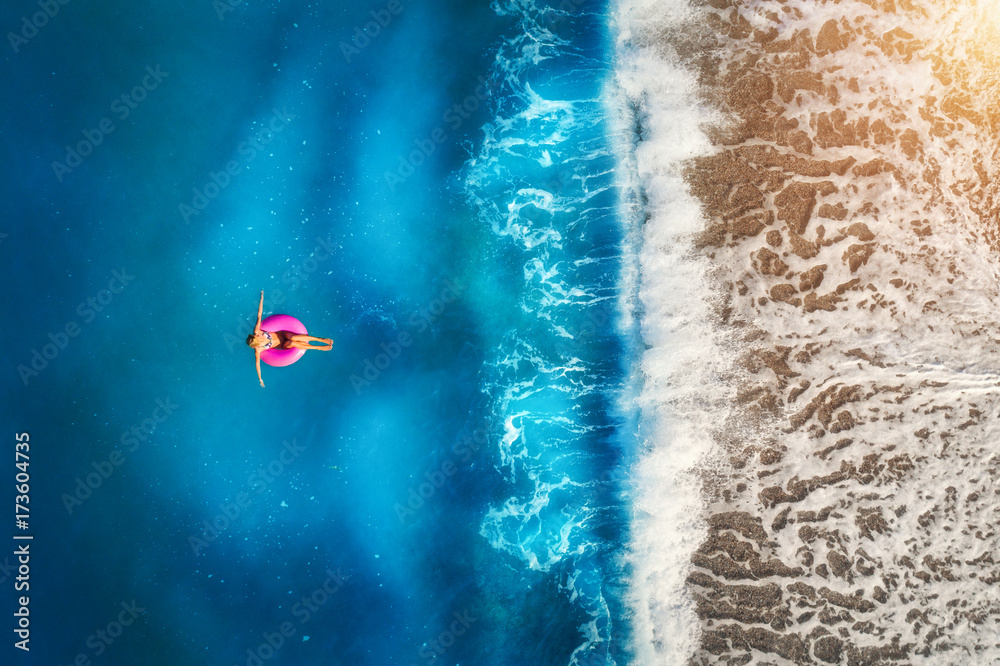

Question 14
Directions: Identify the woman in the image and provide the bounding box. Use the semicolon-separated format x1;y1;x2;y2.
247;291;333;387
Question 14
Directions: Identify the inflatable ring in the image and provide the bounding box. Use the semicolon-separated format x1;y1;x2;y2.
260;314;308;367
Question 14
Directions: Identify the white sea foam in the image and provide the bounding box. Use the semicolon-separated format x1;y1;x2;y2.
612;0;1000;660
467;2;642;663
609;0;734;661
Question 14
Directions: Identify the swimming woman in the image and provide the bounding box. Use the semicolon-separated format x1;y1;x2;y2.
246;290;333;387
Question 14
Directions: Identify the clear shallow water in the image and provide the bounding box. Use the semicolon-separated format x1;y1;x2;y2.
1;1;635;664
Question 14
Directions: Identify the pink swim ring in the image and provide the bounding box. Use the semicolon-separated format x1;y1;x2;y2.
259;314;308;367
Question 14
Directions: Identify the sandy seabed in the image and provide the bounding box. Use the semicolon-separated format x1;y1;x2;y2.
619;0;1000;662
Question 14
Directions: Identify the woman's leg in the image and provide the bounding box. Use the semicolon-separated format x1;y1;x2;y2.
288;334;333;350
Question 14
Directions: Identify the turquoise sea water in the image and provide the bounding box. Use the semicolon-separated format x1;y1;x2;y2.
1;0;633;664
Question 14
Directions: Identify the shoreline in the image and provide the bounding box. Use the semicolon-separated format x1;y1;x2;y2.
615;0;1000;662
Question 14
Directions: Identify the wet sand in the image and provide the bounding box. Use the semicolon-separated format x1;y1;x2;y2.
658;0;1000;662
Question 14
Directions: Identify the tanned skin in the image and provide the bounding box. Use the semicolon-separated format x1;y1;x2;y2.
246;291;333;387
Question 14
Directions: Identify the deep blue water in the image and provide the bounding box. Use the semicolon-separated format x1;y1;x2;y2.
1;0;632;664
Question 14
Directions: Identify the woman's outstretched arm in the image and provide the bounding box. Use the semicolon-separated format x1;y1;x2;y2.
256;350;264;387
254;290;265;334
